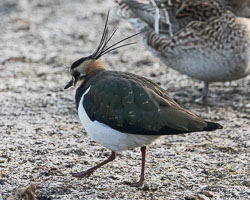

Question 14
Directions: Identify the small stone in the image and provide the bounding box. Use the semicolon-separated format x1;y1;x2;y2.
200;191;214;198
197;194;210;200
142;184;150;191
6;183;36;200
185;195;198;200
21;184;36;200
245;103;250;108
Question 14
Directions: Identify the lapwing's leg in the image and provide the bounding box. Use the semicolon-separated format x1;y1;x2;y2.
72;151;116;177
130;146;146;187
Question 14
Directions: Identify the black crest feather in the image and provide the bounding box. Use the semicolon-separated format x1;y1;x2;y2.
91;10;141;59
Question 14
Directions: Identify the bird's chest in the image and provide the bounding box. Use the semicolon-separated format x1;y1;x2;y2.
76;87;159;152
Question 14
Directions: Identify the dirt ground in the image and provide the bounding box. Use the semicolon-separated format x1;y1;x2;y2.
0;0;249;199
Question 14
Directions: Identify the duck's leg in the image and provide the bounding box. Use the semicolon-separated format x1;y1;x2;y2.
130;146;146;187
72;151;116;177
196;82;209;104
202;82;209;102
150;0;160;34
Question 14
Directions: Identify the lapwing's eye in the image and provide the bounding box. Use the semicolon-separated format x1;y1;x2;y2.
73;71;80;77
72;71;80;80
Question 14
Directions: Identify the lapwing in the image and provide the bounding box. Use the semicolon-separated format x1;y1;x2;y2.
116;0;250;103
64;11;222;187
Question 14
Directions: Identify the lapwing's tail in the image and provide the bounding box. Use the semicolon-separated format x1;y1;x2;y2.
203;121;223;131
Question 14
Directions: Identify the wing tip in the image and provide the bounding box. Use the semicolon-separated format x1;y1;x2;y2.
204;121;223;131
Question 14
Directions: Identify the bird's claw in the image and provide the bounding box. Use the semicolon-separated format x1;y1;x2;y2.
129;180;144;187
123;180;144;187
72;169;94;178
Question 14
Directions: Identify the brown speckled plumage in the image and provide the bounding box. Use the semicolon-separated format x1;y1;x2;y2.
116;0;250;102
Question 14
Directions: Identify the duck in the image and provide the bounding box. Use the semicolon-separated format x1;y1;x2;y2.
115;0;250;103
64;11;222;187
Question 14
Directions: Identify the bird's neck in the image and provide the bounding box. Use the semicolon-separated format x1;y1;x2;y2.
75;69;104;111
76;59;105;89
84;59;105;76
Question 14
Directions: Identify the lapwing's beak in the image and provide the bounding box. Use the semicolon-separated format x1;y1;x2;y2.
64;79;74;90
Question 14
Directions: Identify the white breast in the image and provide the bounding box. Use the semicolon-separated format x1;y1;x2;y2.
77;87;160;152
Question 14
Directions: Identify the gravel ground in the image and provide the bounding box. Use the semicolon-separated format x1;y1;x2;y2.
0;0;249;199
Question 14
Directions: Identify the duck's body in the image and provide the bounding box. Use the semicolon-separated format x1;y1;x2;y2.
145;12;250;83
116;0;250;101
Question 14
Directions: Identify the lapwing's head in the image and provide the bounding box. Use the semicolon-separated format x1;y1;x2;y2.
64;56;105;89
64;10;141;90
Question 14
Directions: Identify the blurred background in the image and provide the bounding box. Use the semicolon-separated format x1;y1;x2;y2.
0;0;249;199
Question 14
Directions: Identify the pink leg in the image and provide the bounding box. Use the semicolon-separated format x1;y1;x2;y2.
130;146;146;187
72;151;116;177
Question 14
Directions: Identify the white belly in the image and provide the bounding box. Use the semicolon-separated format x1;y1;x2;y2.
158;51;250;82
77;87;160;152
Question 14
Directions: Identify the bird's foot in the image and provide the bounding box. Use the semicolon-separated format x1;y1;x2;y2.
129;179;145;187
195;96;209;105
195;96;223;107
72;151;116;178
72;168;94;178
123;178;145;187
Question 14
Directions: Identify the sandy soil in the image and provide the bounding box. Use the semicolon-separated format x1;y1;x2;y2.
0;0;249;199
